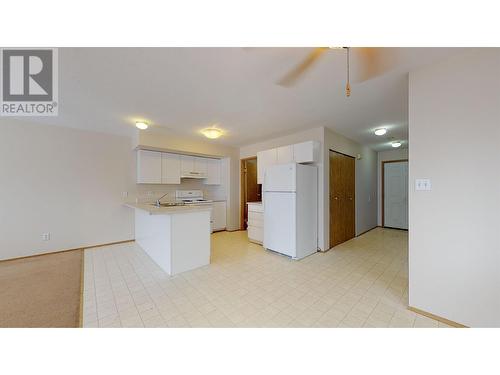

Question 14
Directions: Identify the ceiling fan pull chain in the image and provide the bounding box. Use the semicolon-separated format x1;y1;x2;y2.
346;47;351;97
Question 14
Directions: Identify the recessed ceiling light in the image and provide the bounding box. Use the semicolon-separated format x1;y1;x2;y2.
201;127;223;139
135;121;148;130
374;128;387;136
391;141;402;148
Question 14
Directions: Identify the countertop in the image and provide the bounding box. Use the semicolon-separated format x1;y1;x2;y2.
125;202;212;215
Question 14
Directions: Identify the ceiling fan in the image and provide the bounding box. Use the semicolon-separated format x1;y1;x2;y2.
277;47;384;97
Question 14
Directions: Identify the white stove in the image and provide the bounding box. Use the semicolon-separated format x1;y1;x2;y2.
175;190;213;205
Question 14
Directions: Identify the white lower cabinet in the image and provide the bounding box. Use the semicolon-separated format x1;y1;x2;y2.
247;202;263;244
211;201;226;232
247;226;263;244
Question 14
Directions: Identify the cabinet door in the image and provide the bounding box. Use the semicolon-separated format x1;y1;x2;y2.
257;148;277;184
137;150;162;184
205;158;221;185
211;201;227;231
180;155;194;175
193;157;208;176
161;153;181;184
276;145;294;164
293;141;317;163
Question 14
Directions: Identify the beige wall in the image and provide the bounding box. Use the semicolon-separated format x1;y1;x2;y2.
137;129;240;230
324;128;378;247
409;49;500;327
0;120;135;260
377;148;409;226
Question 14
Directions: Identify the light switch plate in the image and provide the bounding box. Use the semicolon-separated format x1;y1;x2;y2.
415;178;432;191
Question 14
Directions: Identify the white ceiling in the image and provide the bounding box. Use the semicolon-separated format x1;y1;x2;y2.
14;48;466;151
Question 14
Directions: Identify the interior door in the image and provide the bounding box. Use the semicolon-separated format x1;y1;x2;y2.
242;158;261;229
383;161;408;229
329;151;356;248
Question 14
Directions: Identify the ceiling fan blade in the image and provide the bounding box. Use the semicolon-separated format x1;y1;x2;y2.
277;47;329;87
351;47;400;83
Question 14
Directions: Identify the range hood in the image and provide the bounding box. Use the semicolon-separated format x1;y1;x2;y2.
181;172;207;179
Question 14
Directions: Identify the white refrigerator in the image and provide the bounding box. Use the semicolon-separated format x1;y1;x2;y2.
263;163;318;260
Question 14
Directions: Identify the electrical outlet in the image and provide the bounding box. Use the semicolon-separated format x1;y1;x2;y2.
122;191;128;198
41;233;51;241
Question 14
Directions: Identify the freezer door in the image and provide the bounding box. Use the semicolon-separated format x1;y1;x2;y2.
263;192;296;257
264;163;296;192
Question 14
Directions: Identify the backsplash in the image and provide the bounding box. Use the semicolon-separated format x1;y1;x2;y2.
130;179;227;204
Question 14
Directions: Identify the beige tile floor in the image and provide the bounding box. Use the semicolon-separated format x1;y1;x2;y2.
82;228;451;328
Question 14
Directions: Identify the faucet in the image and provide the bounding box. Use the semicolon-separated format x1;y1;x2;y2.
155;193;169;207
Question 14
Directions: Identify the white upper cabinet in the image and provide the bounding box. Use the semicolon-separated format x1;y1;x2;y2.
161;153;181;184
137;150;223;184
193;157;208;177
276;145;294;163
180;155;195;176
180;155;208;178
137;150;162;184
205;158;221;185
293;141;318;163
257;148;277;184
256;141;319;184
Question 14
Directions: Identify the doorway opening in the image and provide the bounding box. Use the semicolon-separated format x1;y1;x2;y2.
382;159;408;230
329;150;356;248
240;157;261;230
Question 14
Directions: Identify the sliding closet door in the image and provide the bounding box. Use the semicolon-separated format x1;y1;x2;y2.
329;151;356;248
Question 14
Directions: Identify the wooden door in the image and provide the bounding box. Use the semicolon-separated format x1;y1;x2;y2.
241;158;262;229
329;151;355;248
344;155;356;240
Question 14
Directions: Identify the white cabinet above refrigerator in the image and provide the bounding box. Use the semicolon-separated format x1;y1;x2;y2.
257;140;319;184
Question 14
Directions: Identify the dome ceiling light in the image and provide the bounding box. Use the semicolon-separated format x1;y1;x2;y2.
201;127;223;139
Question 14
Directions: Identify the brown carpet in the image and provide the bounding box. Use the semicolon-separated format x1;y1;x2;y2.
0;249;83;328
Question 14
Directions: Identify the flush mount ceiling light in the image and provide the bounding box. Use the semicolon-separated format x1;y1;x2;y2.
201;127;223;139
374;128;387;136
391;141;402;148
135;121;148;130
